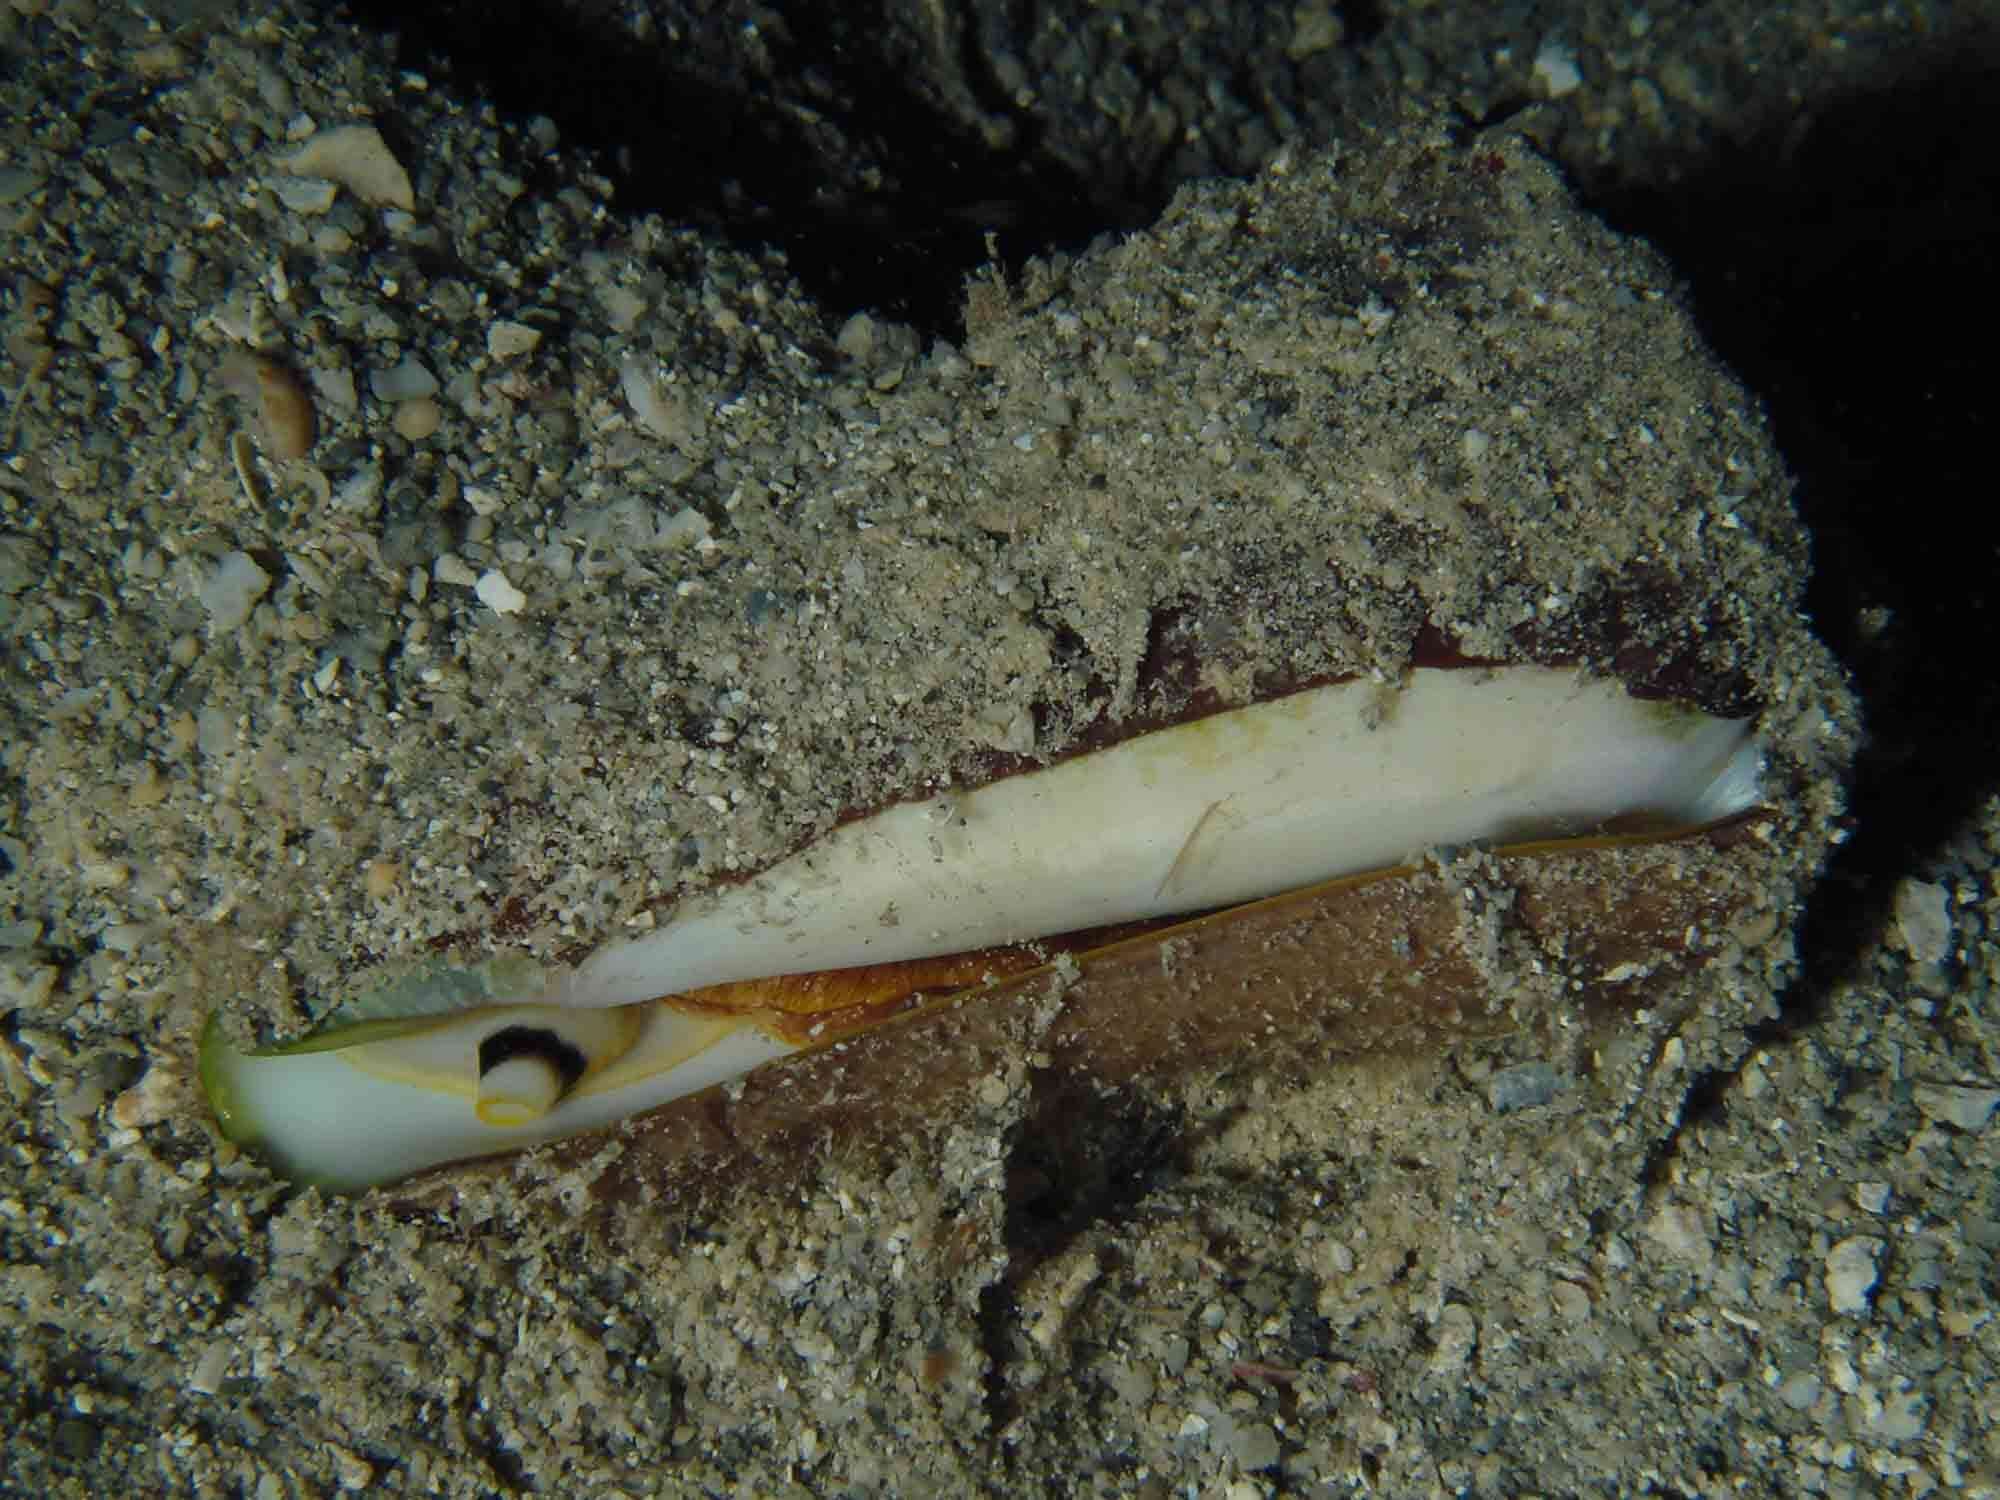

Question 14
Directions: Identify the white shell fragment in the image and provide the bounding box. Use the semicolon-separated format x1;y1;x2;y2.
280;125;415;212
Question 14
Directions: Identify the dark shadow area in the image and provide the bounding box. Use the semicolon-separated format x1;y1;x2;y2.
1639;1064;1737;1193
1597;46;2000;1023
1001;1081;1202;1259
329;0;1155;335
974;1081;1207;1431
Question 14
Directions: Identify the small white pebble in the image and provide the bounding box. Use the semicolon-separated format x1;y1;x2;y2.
332;464;382;516
1645;1200;1713;1265
80;861;130;891
1858;1388;1930;1443
601;286;645;332
1533;39;1584;97
1429;1304;1477;1370
433;553;478;588
1913;1083;1999;1132
475;570;526;615
836;311;877;359
329;1443;374;1491
486;320;543;359
658;506;712;547
392;396;441;440
185;1341;232;1396
99;922;159;955
271;177;338;215
199;551;271;633
1824;1236;1882;1316
310;364;358;412
370;356;438;403
281;125;415;211
621;355;675;437
1551;1279;1592;1324
1890;878;1952;966
110;1064;179;1129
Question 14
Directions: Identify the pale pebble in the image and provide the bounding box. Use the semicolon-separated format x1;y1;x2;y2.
371;357;438;403
1913;1083;1999;1132
200;551;271;633
271;177;337;215
433;554;478;588
281;125;414;211
310;364;358;412
393;397;442;440
475;570;526;615
486;320;542;359
1824;1237;1882;1316
1890;878;1952;965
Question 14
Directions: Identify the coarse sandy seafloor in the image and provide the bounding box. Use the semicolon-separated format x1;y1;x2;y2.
2;1;1997;1496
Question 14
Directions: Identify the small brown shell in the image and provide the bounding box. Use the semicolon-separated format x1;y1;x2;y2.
218;351;316;460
